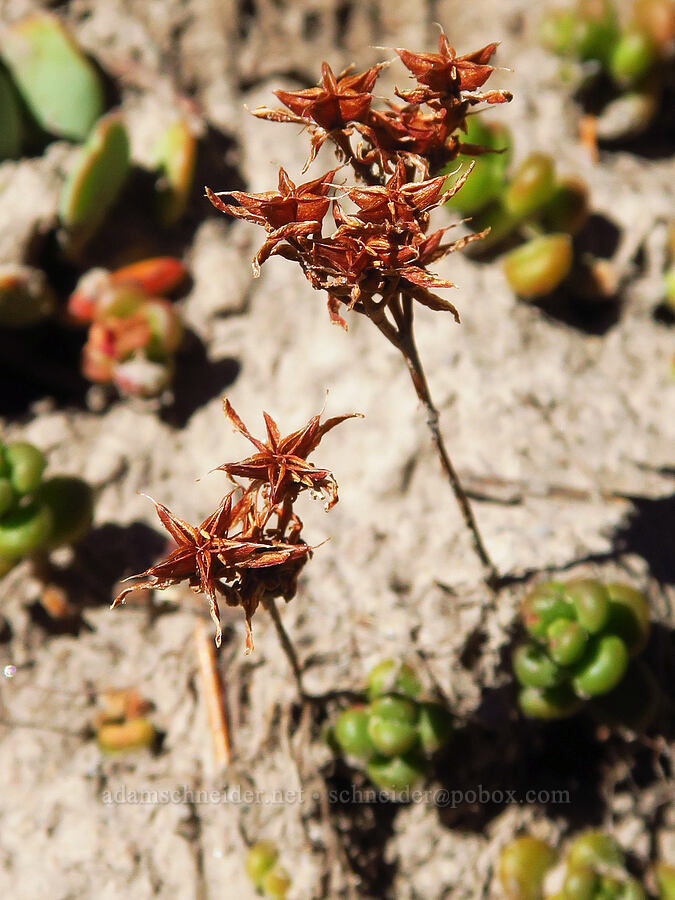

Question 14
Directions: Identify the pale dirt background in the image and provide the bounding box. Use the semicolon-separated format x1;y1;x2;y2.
0;0;673;898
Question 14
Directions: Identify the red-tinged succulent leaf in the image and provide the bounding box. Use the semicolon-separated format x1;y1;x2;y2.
111;257;187;295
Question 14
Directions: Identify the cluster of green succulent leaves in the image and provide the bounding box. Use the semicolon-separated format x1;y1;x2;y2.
514;579;656;724
499;830;675;899
0;12;195;256
245;842;292;900
0;440;93;576
327;660;454;794
441;116;588;299
540;0;675;140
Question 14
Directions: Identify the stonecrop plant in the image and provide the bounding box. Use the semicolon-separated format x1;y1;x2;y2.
111;401;359;649
207;30;512;587
513;578;657;726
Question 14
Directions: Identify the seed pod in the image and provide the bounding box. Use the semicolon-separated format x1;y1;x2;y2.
1;12;104;141
566;831;625;871
416;702;454;754
366;659;422;700
572;634;629;697
111;257;187;296
261;866;292;900
367;695;419;757
97;717;155;753
604;583;650;657
0;265;55;328
0;501;53;559
35;476;93;548
498;836;558;900
518;683;583;719
539;177;590;236
503;234;573;299
656;863;675;900
513;643;564;688
504;153;556;220
0;66;23;160
563;865;599;900
522;582;576;640
366;751;426;793
609;29;657;86
334;706;377;759
564;579;610;633
152;120;197;226
59;113;130;242
547;619;589;667
245;842;279;890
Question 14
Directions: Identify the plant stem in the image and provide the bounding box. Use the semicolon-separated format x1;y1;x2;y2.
264;596;305;698
372;294;500;589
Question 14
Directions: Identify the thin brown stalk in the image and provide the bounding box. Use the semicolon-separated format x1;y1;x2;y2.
372;293;499;590
264;596;305;698
194;619;231;769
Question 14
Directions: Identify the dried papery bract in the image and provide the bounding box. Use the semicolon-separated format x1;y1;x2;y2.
111;401;360;650
208;29;513;587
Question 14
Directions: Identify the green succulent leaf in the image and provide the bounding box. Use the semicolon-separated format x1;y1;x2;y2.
522;582;576;640
566;830;625;871
416;701;454;754
547;618;589;667
366;659;422;700
504;153;557;220
503;233;573;299
35;476;93;548
334;706;378;760
513;642;565;688
59;113;130;242
152;119;197;226
4;441;46;495
245;842;279;890
366;752;426;793
498;836;558;900
1;11;104;141
0;500;53;559
604;583;650;657
564;579;611;633
518;683;583;720
572;634;629;698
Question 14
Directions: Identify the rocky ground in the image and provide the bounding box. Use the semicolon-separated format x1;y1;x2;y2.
0;0;673;897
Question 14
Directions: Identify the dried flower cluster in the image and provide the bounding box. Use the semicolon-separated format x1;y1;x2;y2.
206;30;511;586
207;31;510;334
112;401;359;650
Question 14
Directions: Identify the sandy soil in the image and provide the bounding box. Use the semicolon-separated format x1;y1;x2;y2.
0;0;673;897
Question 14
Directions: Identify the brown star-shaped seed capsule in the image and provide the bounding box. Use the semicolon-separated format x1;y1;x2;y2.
219;400;361;511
